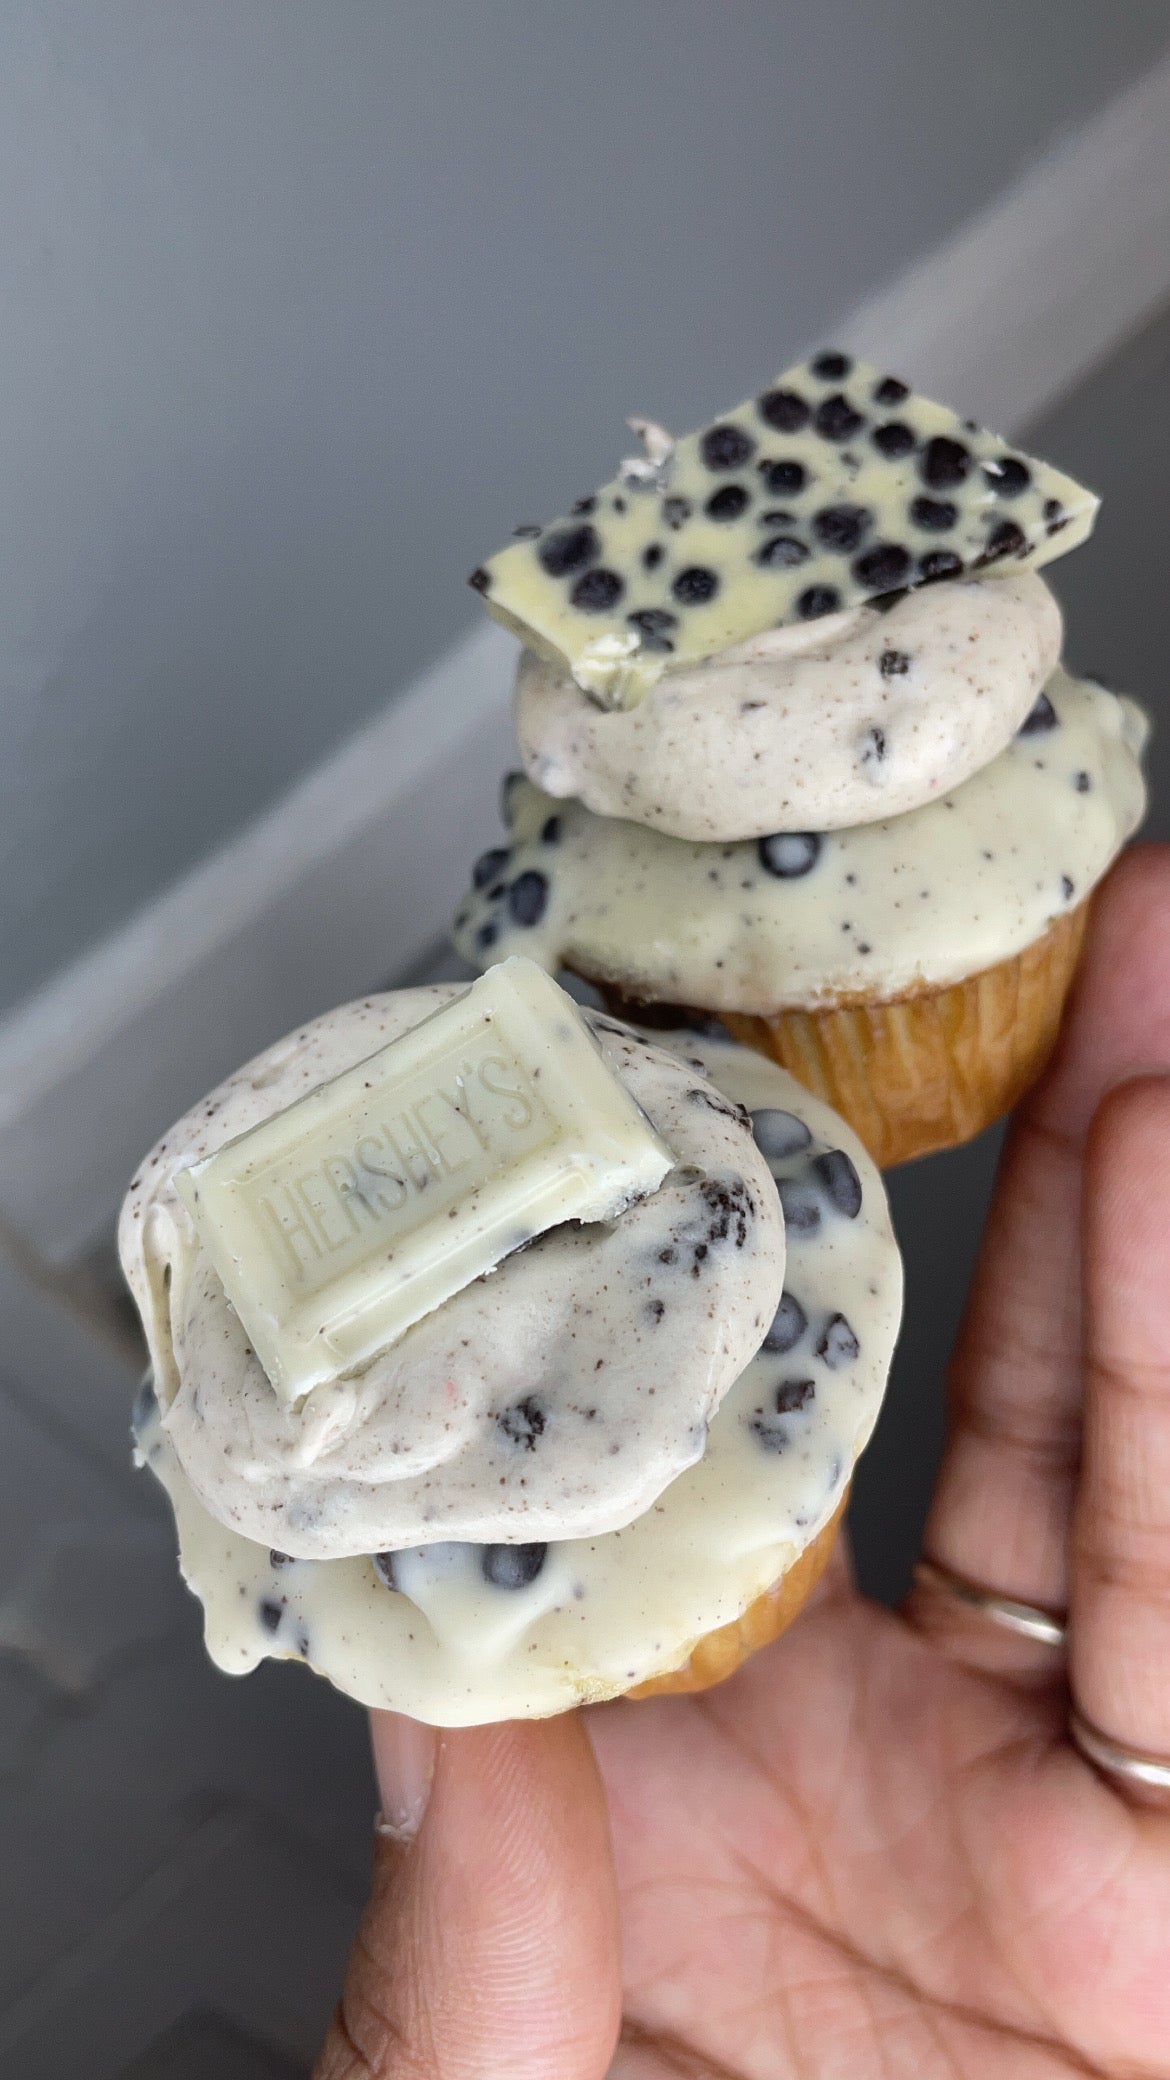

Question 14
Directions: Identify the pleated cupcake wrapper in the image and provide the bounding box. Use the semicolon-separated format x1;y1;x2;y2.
720;902;1089;1169
627;1490;847;1699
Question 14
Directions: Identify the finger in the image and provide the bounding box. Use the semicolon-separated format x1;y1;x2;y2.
1071;1074;1170;1772
919;844;1170;1654
315;1712;621;2080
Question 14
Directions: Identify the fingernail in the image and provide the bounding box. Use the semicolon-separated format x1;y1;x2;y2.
372;1711;438;1842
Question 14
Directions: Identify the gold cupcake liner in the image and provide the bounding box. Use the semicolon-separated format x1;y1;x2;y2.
718;902;1090;1170
626;1490;847;1699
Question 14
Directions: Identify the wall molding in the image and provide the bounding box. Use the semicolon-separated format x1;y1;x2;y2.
4;47;1170;1263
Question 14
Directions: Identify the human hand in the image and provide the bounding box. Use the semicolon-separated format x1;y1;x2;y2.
316;844;1170;2080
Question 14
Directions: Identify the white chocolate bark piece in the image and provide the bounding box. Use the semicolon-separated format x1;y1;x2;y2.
515;574;1061;841
472;350;1097;708
176;959;672;1403
120;996;784;1555
454;671;1147;1013
132;1043;903;1724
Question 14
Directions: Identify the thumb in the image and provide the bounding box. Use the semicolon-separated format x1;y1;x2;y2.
314;1710;622;2079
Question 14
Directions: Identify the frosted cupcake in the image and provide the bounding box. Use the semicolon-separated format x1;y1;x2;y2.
457;354;1147;1164
119;963;901;1723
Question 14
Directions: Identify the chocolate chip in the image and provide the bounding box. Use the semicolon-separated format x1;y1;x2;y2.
131;1377;158;1438
777;1177;821;1235
774;1377;815;1413
373;1552;401;1591
500;770;525;825
627;606;679;652
571;567;624;610
642;542;664;570
701;423;755;470
672;566;719;605
756;533;810;570
880;649;911;677
978;519;1026;563
811;350;852;380
797;584;842;618
872;421;915;458
758;388;810;433
475;921;498;953
873;375;909;405
750;1107;813;1160
482;1543;548;1589
540;815;562;843
860;724;886;765
854;543;911;591
539;524;599;577
571;495;597;515
647;1297;665;1323
269;1550;293;1569
1074;770;1091;793
1018;692;1058;736
911;495;958;532
758;457;808;495
259;1598;284;1634
513;523;541;538
498;1397;546;1450
468;566;491;593
984;456;1031;496
473;846;510;889
758;831;822;878
508;871;548;926
815;393;865;441
705;483;750;521
813;1149;863;1217
920;436;971;489
763;1291;808;1353
1061;874;1075;901
662;496;692;529
817;1313;860;1368
919;549;963;582
813;504;871;552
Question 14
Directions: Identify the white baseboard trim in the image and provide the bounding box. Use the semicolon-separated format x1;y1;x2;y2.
5;46;1170;1264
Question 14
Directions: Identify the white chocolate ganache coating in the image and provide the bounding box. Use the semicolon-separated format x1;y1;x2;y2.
454;671;1148;1014
516;574;1062;842
131;1039;903;1723
119;992;785;1557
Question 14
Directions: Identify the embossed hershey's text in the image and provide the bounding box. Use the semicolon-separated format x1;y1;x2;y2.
250;1038;556;1294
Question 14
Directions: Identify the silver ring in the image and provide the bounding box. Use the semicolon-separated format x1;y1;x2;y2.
1069;1706;1170;1799
912;1559;1067;1647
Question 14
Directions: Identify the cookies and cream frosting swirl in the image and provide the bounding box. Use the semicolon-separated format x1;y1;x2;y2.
119;992;785;1557
454;670;1148;1013
516;574;1062;841
131;1039;902;1723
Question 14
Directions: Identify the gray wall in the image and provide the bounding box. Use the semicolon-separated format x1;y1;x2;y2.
3;0;1170;1012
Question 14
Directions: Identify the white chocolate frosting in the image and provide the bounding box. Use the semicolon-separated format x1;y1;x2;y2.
119;992;785;1557
131;1039;903;1724
454;671;1148;1013
516;574;1061;841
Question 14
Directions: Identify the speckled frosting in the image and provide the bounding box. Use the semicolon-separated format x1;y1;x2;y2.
515;574;1061;841
119;990;785;1557
453;671;1147;1014
131;1038;902;1723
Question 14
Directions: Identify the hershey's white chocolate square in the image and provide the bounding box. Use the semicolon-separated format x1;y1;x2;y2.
175;957;672;1402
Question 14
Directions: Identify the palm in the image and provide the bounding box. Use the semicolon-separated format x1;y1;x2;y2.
592;1542;1169;2078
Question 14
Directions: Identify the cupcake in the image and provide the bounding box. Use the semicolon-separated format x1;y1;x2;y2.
456;353;1148;1164
119;963;901;1723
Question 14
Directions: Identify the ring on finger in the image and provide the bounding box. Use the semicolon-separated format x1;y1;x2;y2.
1069;1705;1170;1802
912;1558;1067;1647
